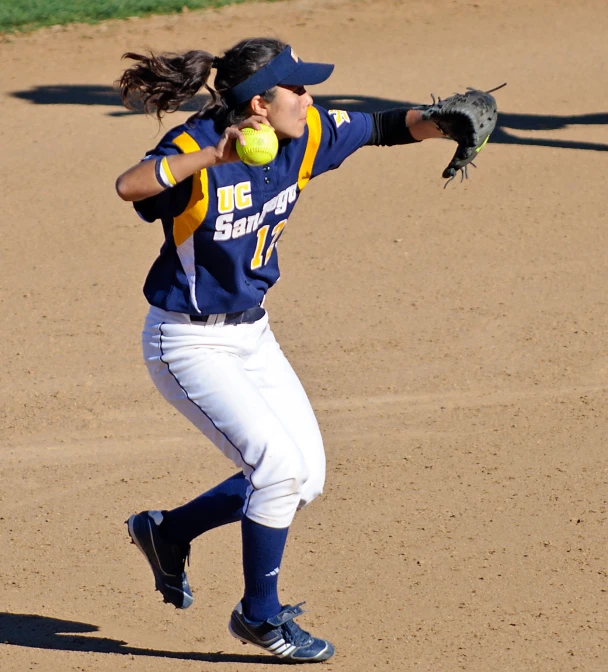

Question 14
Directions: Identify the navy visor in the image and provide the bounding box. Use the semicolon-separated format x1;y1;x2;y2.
225;46;334;106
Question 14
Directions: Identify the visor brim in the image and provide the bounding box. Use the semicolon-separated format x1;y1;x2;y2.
279;62;335;87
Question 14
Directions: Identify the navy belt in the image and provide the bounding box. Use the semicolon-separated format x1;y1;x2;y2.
190;306;266;326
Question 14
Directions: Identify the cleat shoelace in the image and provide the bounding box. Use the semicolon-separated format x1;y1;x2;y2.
267;603;313;647
279;620;313;647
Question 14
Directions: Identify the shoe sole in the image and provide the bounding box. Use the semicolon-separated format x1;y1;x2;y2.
127;515;194;610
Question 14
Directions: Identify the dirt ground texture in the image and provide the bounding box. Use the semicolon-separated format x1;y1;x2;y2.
1;0;607;670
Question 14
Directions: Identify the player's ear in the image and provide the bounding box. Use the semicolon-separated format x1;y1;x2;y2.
249;94;270;117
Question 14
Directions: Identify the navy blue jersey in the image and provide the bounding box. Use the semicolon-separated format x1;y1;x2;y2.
136;105;372;314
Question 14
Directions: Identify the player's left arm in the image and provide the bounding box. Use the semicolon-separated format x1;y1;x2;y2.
311;105;443;178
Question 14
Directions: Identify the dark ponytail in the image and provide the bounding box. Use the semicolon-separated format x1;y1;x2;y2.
119;50;215;119
118;37;287;128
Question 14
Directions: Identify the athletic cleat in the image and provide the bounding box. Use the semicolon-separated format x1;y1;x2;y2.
126;510;193;609
228;601;335;663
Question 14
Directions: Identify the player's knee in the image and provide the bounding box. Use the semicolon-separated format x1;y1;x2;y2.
280;452;310;494
250;443;309;495
246;449;310;528
298;469;325;509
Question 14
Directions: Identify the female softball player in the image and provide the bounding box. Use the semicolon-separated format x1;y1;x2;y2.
116;37;445;663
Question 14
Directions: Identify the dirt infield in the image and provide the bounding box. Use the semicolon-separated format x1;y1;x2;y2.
1;0;607;670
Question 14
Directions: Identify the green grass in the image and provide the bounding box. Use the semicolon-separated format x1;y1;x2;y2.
0;0;270;34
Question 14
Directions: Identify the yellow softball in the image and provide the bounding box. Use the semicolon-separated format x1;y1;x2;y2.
236;126;279;166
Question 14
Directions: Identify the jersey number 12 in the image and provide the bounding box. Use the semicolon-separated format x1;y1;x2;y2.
251;220;287;270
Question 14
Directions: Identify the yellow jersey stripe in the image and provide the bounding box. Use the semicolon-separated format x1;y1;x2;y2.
172;131;202;155
171;132;210;248
298;106;322;191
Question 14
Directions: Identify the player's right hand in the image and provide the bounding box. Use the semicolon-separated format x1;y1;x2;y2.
214;116;274;164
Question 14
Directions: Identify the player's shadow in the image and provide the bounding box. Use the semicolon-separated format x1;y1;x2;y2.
9;83;608;152
0;612;283;664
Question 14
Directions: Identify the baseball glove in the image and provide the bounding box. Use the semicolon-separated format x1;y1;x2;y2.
417;83;506;187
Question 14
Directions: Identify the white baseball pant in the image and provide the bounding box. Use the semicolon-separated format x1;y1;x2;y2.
141;305;326;529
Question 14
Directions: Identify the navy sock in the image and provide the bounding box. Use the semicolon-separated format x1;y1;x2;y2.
160;472;247;544
241;515;289;622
